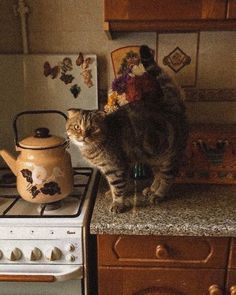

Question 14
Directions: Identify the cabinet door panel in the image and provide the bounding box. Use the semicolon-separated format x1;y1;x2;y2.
104;0;226;21
98;267;225;295
226;269;236;294
228;239;236;268
98;235;229;268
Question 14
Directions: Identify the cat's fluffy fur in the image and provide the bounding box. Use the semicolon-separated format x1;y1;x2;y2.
66;45;188;213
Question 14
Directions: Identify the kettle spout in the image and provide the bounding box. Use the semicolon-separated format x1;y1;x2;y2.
0;150;17;176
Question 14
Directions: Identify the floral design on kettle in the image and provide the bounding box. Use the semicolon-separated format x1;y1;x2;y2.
20;165;64;199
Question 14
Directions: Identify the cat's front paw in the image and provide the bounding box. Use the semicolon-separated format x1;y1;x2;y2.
142;187;154;197
149;194;165;205
110;200;132;213
143;187;165;204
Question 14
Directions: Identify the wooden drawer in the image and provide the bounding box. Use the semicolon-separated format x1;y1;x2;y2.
98;235;229;268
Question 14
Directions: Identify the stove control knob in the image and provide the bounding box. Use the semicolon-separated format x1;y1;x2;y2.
45;247;62;261
66;254;75;262
65;243;75;252
6;247;22;261
27;247;42;261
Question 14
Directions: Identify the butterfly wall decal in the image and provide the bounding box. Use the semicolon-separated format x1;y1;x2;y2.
43;61;60;79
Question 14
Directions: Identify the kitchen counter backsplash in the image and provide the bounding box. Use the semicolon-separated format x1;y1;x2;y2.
184;88;236;101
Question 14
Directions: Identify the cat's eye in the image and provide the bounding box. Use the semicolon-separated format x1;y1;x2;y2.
74;124;80;130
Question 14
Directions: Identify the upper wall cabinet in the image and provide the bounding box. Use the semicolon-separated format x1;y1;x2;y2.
227;0;236;19
104;0;236;38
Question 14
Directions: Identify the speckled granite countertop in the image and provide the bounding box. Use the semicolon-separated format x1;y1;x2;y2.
90;179;236;236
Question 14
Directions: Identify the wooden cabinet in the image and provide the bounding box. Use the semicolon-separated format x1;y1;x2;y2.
227;270;236;295
104;0;226;21
97;235;233;295
104;0;236;37
227;0;236;19
227;239;236;294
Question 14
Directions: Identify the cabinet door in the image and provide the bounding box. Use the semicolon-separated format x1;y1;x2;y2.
99;267;225;295
227;0;236;19
226;270;236;295
228;239;236;268
104;0;227;21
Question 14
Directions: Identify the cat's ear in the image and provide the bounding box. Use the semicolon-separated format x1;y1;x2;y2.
92;111;106;128
93;111;106;123
67;108;80;119
95;111;106;118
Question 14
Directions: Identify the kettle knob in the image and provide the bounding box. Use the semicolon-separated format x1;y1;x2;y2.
34;128;51;138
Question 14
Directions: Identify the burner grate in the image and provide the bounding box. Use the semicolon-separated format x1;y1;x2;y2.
0;167;94;218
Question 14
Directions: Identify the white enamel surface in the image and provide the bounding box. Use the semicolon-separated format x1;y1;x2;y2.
0;167;97;295
0;279;82;295
0;239;82;264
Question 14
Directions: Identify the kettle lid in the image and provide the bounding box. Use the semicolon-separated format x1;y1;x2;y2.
19;128;66;149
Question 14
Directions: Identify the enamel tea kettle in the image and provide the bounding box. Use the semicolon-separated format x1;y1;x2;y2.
0;110;73;204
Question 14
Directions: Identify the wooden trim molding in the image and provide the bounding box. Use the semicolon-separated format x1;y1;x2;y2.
0;274;55;282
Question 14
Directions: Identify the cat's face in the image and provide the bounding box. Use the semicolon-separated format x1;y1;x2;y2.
66;109;105;147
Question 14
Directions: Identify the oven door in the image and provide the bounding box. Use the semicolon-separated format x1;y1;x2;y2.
0;265;84;295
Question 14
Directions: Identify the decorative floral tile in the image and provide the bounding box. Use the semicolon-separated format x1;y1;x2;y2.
163;46;191;73
111;46;140;77
157;33;199;87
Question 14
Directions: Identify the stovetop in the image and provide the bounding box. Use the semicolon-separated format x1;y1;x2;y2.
0;167;94;218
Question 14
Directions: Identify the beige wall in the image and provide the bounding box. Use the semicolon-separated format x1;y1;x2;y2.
0;0;236;124
0;0;22;53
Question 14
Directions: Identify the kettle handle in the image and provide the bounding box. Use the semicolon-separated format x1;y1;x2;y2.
13;110;68;149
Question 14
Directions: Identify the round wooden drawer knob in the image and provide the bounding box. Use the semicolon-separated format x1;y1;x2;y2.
230;286;236;295
209;285;223;295
155;244;169;259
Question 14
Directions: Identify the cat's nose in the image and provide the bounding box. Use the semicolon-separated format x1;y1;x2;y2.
82;130;89;141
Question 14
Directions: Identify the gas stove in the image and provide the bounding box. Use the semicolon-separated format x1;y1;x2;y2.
0;167;94;218
0;166;99;287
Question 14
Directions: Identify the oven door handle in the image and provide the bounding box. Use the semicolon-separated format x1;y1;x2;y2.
0;265;83;282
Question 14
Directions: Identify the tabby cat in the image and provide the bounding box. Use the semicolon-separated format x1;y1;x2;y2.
66;45;188;213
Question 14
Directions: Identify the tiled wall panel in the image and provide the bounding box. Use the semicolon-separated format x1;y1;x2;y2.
0;0;235;135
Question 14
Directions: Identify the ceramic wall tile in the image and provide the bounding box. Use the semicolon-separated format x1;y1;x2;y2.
1;0;236;131
157;33;199;87
106;32;157;86
23;54;98;111
197;31;236;88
